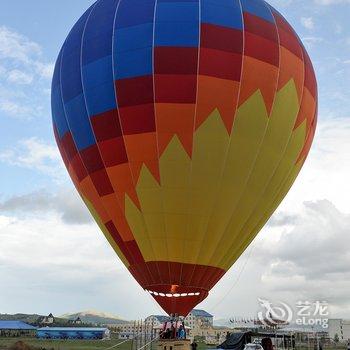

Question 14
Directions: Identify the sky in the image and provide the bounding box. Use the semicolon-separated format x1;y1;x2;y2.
0;0;349;322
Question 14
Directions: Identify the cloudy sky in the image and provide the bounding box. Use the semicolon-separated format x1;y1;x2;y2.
0;0;349;321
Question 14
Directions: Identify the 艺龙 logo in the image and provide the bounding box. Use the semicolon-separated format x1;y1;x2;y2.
257;298;293;326
256;299;329;329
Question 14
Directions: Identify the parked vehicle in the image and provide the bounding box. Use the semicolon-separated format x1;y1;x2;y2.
244;343;264;350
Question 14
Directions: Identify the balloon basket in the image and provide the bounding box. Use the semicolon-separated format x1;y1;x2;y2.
157;339;191;350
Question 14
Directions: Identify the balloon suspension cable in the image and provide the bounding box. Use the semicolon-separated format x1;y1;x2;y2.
144;288;169;315
137;336;160;350
208;241;256;313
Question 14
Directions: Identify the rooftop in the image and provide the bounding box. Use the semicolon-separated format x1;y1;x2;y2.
148;310;213;321
190;309;213;318
150;315;169;323
38;327;107;331
0;321;36;330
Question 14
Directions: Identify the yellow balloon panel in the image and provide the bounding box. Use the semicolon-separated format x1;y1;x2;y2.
125;79;309;271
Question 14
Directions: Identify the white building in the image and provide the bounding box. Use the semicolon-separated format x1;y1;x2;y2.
145;315;169;327
184;310;213;329
40;313;54;325
145;310;213;330
328;319;350;342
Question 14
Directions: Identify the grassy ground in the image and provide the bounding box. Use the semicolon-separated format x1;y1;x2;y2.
0;338;133;350
0;339;214;350
0;338;216;350
0;338;345;350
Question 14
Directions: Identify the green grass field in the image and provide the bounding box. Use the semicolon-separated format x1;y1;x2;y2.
0;338;132;350
0;338;212;350
0;338;345;350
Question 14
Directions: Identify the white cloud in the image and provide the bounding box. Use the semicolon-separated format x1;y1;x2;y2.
0;26;54;119
0;212;154;318
34;62;54;80
7;69;33;85
0;26;52;81
0;189;92;225
314;0;350;4
283;117;350;213
257;200;350;315
267;0;293;7
0;65;6;78
0;137;65;180
0;83;43;120
0;100;37;118
301;17;315;30
334;23;343;34
302;36;323;47
0;26;53;77
0;26;41;63
205;200;350;319
262;201;349;283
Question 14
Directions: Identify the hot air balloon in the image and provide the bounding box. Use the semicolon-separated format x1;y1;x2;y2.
52;0;317;317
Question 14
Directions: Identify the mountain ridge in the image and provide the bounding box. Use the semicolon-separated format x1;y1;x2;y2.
60;310;128;325
0;310;128;325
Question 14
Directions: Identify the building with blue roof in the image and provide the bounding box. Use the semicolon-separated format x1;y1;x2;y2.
186;309;213;329
190;310;213;318
37;327;110;340
145;315;170;325
0;321;36;337
144;309;213;330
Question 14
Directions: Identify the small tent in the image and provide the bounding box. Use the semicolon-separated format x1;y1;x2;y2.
218;332;252;350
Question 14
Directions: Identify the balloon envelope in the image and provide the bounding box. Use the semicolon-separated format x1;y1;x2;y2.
52;0;317;316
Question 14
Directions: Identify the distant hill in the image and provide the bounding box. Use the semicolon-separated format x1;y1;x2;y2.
0;310;127;326
0;313;42;324
60;310;128;325
0;313;67;325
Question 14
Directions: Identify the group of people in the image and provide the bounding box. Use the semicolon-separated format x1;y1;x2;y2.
159;320;186;340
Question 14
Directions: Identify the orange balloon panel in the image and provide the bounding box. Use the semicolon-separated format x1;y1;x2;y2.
52;0;317;316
